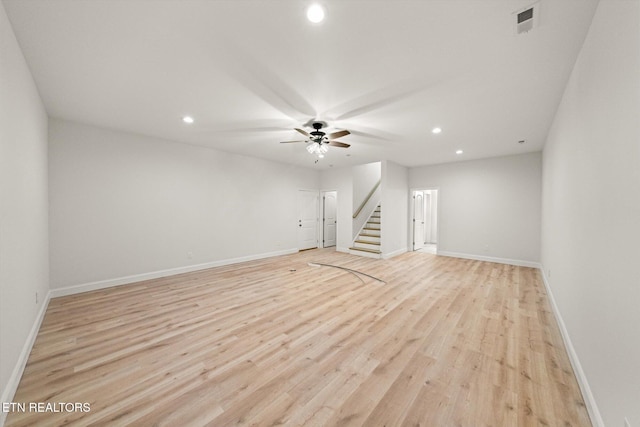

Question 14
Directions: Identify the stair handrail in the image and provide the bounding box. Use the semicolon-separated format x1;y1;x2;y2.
353;179;381;218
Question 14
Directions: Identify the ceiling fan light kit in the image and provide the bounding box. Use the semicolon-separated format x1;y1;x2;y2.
306;142;328;155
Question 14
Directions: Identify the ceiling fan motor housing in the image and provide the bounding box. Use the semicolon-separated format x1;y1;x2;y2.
310;122;327;142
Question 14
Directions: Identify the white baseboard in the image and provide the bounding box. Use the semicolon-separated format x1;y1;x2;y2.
437;250;541;268
382;247;407;259
539;267;604;427
0;290;52;427
50;248;299;298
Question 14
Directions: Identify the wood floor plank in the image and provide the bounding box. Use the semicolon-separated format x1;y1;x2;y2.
5;249;592;426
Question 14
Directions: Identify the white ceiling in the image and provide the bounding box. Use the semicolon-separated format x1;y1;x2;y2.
3;0;598;170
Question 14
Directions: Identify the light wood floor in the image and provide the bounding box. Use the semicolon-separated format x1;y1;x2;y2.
6;249;591;426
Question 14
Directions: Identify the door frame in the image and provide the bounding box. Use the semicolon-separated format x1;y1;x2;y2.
409;187;440;252
321;190;338;248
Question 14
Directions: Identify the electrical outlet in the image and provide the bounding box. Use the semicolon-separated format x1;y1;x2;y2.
625;417;631;427
187;251;193;259
483;244;489;253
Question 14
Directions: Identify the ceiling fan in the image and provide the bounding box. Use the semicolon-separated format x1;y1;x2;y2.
280;122;350;158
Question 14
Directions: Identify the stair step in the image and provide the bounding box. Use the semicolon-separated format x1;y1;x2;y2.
359;233;380;239
355;239;380;246
363;227;380;232
358;239;380;245
353;241;380;251
349;246;381;254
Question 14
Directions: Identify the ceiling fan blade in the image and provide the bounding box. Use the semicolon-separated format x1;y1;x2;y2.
217;38;315;119
328;130;350;139
324;74;449;121
336;122;403;141
295;128;311;137
328;141;350;148
280;140;307;144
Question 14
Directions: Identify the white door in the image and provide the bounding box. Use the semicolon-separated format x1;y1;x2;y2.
298;190;318;250
413;191;425;250
322;191;337;248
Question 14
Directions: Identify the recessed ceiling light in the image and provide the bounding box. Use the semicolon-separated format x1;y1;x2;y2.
182;116;194;124
456;150;463;155
307;4;325;23
432;127;442;134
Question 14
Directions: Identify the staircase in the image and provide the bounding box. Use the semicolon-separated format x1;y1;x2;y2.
349;205;381;258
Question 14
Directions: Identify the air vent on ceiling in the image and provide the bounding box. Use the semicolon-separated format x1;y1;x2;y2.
514;3;539;35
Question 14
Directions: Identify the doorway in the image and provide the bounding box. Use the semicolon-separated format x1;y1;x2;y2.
412;189;438;254
321;191;337;248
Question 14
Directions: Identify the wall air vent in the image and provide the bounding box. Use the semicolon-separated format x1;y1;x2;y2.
514;3;539;35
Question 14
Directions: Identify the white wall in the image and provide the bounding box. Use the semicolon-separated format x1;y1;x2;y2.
352;162;381;209
381;161;408;257
409;152;541;265
0;1;49;413
320;167;353;252
49;119;319;290
541;1;640;425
